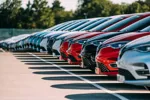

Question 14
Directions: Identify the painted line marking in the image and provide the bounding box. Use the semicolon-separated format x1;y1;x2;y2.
29;52;129;100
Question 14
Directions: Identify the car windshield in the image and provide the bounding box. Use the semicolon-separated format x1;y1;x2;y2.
120;16;150;32
58;21;80;31
80;17;111;31
48;22;67;31
72;18;101;31
64;20;89;31
90;16;127;32
140;25;150;32
51;21;73;31
102;15;141;32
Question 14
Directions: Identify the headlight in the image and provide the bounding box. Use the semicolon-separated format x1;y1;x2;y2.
107;41;129;49
76;39;87;44
134;44;150;52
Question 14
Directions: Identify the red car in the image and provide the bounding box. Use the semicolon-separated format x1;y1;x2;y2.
59;31;89;60
65;13;150;64
67;32;106;64
95;26;150;76
60;15;132;61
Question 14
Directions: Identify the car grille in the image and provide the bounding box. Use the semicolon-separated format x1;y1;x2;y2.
131;63;150;78
97;62;110;72
61;52;67;59
68;55;77;62
118;68;136;80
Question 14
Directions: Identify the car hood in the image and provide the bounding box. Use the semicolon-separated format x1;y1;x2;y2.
73;32;106;41
86;32;125;43
124;34;150;49
43;31;67;38
64;31;89;40
103;32;150;45
56;31;86;40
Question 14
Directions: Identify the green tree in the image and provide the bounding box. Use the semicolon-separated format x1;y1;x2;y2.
51;0;73;24
52;0;64;11
110;4;122;15
74;0;113;19
31;0;55;28
0;0;21;28
145;0;150;5
125;1;150;13
51;0;64;24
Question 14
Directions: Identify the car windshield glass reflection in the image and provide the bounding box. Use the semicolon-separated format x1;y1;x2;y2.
102;15;141;32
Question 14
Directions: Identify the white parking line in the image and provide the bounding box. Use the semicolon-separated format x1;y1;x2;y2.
29;52;129;100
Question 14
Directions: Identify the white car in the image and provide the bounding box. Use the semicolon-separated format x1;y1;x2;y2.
117;33;150;89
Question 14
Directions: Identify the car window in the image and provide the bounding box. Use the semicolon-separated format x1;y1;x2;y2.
120;16;150;32
48;22;67;31
72;19;102;31
64;20;89;31
51;21;73;31
81;18;111;31
102;15;141;32
140;25;150;32
90;16;126;31
58;21;80;31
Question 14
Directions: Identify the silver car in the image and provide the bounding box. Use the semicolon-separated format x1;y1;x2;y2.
117;31;150;89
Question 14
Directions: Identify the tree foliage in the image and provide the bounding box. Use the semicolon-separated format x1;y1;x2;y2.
74;0;150;19
0;0;149;29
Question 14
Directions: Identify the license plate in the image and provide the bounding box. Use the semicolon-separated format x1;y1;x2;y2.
80;61;84;68
67;59;71;63
52;53;56;56
117;74;125;83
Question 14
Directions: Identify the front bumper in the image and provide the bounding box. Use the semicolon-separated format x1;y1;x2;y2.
95;47;121;75
117;50;150;86
60;41;69;60
117;73;150;86
40;38;48;52
52;39;63;56
80;44;97;69
67;43;82;64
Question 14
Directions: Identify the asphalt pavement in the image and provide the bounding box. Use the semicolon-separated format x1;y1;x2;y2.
0;52;150;100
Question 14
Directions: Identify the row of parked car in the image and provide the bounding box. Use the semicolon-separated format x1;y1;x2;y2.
0;12;150;89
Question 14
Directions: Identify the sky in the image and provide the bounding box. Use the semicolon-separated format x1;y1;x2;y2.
0;0;139;11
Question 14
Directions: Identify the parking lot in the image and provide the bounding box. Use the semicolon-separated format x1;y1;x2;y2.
0;51;150;100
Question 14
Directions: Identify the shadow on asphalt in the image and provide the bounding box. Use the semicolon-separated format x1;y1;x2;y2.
51;83;99;90
65;92;150;100
25;62;54;65
29;66;86;70
17;57;58;59
15;55;53;57
42;76;81;81
118;93;150;100
13;53;49;55
51;82;145;91
17;58;39;60
42;76;116;81
96;83;145;90
33;71;69;75
65;93;120;100
33;70;94;75
22;60;66;63
22;61;48;63
25;62;69;65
